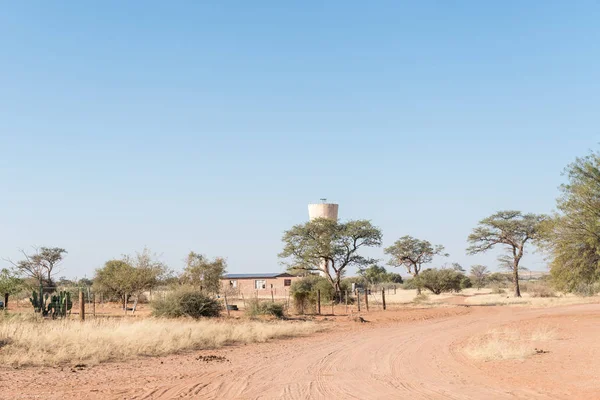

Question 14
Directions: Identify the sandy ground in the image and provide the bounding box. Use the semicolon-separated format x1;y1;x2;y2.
2;299;600;399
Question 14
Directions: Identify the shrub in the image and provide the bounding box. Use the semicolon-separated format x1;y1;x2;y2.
151;287;221;318
413;293;429;303
460;275;472;289
402;278;418;290
491;285;506;294
573;282;600;297
416;268;465;294
529;282;556;298
245;299;285;319
291;275;343;314
487;272;511;288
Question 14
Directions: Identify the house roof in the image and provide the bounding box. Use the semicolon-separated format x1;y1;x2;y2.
223;273;295;279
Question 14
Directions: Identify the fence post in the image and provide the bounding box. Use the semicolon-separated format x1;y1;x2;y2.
224;295;231;317
317;290;321;315
382;289;386;311
271;290;274;303
79;290;85;321
345;290;348;314
365;289;369;311
331;295;334;316
394;285;397;295
241;293;246;309
357;292;361;312
92;293;96;317
4;293;8;310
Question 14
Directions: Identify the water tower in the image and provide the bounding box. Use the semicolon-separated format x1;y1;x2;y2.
308;199;339;277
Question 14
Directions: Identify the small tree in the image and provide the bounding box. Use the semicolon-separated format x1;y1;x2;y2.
358;265;388;286
470;265;489;290
6;247;67;288
180;252;227;294
384;236;448;294
279;218;382;295
0;268;23;309
467;211;546;297
94;249;168;308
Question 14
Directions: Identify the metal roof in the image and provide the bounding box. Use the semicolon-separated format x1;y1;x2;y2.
223;273;294;279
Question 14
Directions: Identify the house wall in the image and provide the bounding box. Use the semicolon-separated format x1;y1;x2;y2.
220;276;301;299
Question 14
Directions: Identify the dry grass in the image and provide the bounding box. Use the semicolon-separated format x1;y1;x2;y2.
464;292;599;307
0;314;324;367
464;326;558;361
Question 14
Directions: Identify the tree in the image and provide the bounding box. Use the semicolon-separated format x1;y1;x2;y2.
358;265;389;285
469;265;489;290
542;151;600;292
180;252;227;294
416;268;464;295
384;236;448;294
5;247;67;287
279;218;382;295
94;248;168;308
467;211;546;297
0;268;23;309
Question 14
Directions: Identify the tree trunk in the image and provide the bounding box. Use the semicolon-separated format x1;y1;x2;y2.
413;271;421;295
513;261;521;298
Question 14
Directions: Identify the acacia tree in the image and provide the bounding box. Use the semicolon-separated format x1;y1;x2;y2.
5;247;67;288
180;252;227;294
94;248;168;308
279;218;382;294
543;151;600;292
469;265;489;290
467;211;546;297
384;236;447;294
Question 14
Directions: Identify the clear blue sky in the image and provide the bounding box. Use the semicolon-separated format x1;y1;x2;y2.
1;2;599;278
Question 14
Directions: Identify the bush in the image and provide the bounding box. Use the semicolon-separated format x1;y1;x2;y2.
290;275;343;314
151;287;221;318
416;269;465;295
487;272;511;288
491;285;506;294
413;293;429;303
573;282;600;297
460;275;472;289
245;299;285;319
529;282;556;298
402;278;418;290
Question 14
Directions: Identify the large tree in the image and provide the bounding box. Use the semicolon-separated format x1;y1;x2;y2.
279;218;382;294
180;252;227;294
467;211;546;297
544;151;600;292
384;236;447;294
5;247;67;288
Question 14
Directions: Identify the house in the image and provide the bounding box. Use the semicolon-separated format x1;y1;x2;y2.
221;273;300;298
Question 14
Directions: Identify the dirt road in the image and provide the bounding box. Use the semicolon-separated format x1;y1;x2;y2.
3;304;600;399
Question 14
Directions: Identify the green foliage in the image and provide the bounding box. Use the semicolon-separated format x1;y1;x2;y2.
245;299;285;319
402;278;418;290
180;252;227;294
279;218;382;292
415;268;465;295
572;282;600;297
289;275;345;313
0;268;23;296
47;291;73;318
467;211;547;297
94;248;168;306
544;151;600;292
151;287;221;318
487;272;511;287
358;265;404;285
385;236;447;295
460;275;472;289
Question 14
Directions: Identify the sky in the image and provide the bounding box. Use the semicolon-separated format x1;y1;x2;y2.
1;1;599;279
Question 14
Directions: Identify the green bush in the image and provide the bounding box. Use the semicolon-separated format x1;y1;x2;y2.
290;275;350;314
402;278;418;290
460;275;472;289
416;268;465;295
151;287;221;318
573;282;600;297
245;299;285;318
